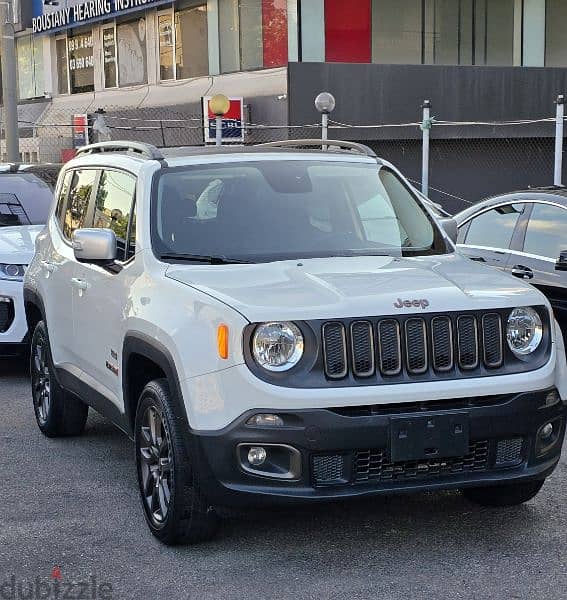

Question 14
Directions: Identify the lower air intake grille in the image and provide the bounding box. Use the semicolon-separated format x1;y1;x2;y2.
354;440;490;482
312;454;345;485
0;298;14;333
495;438;523;466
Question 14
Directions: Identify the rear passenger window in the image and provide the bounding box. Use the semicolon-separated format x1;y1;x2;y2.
63;170;97;239
92;170;136;261
523;203;567;259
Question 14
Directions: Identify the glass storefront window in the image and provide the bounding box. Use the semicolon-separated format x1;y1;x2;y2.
176;4;209;79
219;0;288;73
159;13;175;80
67;30;94;94
17;35;45;100
474;0;515;66
371;0;422;64
546;0;567;67
159;4;209;82
117;18;148;86
239;0;263;71
56;38;69;94
371;0;515;66
102;27;118;88
219;0;240;73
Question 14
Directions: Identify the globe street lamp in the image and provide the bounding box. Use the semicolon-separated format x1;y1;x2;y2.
314;92;336;144
209;94;231;147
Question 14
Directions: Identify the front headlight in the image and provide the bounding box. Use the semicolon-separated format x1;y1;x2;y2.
252;322;304;372
0;264;26;281
506;307;543;356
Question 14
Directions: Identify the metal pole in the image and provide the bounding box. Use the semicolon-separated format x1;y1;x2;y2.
0;0;19;162
215;115;222;147
554;95;564;186
421;100;431;196
321;113;328;151
321;113;328;141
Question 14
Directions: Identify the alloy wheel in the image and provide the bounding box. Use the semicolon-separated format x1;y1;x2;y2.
139;406;173;525
32;341;51;424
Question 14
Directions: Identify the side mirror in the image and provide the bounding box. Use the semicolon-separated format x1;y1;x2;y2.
440;217;458;244
72;228;117;264
556;250;567;272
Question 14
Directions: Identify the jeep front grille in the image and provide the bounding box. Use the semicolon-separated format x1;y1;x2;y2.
321;312;504;381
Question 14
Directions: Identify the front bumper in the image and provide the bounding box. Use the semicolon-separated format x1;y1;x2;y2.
0;279;28;354
192;389;566;507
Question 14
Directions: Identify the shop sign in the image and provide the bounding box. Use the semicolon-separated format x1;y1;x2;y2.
72;114;90;148
203;97;245;144
32;0;171;34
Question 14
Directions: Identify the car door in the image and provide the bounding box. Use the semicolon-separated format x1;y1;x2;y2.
41;168;96;367
506;201;567;336
457;203;526;269
71;169;137;407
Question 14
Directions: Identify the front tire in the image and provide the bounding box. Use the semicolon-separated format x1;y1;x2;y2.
135;379;218;545
462;479;545;507
30;321;88;437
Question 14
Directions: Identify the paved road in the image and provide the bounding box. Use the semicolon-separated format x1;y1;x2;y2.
1;358;566;600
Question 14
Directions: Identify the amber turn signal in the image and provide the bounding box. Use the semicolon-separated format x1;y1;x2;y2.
217;324;229;359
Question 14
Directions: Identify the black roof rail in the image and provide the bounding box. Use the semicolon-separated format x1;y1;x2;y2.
75;141;165;161
255;139;377;157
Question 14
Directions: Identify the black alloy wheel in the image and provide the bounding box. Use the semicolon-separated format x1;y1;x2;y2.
134;379;218;545
30;320;88;437
138;405;173;525
31;338;51;426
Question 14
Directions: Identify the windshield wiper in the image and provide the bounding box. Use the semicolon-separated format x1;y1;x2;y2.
160;253;254;265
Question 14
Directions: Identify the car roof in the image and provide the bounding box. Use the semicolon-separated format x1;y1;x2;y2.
64;139;382;171
454;186;567;223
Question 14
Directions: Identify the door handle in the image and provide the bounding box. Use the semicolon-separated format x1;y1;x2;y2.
40;260;56;273
469;256;486;262
70;277;89;291
511;265;534;280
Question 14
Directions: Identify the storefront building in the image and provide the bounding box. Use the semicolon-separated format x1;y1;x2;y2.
7;0;567;204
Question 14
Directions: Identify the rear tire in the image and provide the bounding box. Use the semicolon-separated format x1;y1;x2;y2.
134;378;218;545
30;320;88;437
462;479;545;507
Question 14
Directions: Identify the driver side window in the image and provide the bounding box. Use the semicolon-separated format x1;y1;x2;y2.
92;170;136;261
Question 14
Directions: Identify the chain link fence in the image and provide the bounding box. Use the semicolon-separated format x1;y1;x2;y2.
4;100;566;215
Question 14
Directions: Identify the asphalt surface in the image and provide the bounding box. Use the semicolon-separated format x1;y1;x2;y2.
1;357;566;600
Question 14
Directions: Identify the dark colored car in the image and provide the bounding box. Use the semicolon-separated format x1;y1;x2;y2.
454;187;567;337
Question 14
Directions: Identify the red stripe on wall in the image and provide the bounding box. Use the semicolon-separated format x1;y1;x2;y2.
325;0;371;63
262;0;288;68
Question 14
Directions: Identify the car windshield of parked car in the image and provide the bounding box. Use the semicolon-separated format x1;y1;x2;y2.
153;160;444;262
0;174;53;226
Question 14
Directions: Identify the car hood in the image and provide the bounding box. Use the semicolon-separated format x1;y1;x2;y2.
0;224;43;264
165;253;547;322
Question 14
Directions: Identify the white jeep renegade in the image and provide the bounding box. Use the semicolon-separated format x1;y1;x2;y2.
24;140;567;545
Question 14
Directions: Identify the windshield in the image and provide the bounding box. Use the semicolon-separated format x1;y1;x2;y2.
152;160;445;262
0;174;53;226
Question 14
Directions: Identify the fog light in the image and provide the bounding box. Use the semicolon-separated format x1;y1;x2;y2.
246;413;284;427
545;390;561;407
248;447;267;466
540;422;554;440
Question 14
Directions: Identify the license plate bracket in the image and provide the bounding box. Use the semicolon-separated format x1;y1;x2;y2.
390;413;470;463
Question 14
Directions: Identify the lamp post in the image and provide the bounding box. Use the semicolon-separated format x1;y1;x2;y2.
314;92;336;146
209;94;230;147
0;0;19;162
